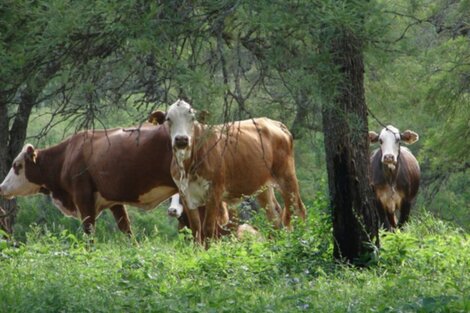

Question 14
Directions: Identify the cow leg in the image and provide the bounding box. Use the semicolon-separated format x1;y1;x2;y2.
256;187;281;228
376;201;391;231
181;199;202;244
387;208;398;231
277;171;307;228
110;204;132;235
71;178;97;236
203;193;223;242
277;158;307;228
80;212;96;235
398;201;411;228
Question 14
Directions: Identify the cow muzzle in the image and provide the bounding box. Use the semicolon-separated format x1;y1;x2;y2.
383;154;396;165
0;186;13;200
174;135;189;149
168;207;181;218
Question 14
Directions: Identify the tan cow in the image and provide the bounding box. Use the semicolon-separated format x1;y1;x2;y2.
150;99;306;242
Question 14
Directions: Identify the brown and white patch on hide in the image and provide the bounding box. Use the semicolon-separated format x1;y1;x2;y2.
176;175;211;210
375;185;405;218
51;196;80;219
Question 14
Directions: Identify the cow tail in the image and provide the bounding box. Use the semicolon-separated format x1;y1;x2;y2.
279;122;294;150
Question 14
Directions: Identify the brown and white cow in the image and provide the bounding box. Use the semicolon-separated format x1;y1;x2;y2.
369;125;420;230
150;99;306;241
0;125;178;234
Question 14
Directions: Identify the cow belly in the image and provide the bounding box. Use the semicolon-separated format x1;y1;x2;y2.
376;185;404;215
51;196;80;219
136;186;176;210
94;186;176;211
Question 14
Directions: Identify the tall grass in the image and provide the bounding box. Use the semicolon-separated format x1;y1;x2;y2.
1;201;468;313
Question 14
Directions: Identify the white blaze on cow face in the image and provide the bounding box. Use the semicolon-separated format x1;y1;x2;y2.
379;126;401;167
0;144;41;199
166;99;196;161
369;125;419;170
168;193;183;217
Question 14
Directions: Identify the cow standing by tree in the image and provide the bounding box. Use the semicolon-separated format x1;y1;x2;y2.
369;125;420;230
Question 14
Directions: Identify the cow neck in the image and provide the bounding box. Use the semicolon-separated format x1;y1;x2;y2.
186;122;208;176
173;125;198;195
32;145;65;191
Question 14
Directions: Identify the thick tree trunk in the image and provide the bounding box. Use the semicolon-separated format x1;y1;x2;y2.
322;29;379;264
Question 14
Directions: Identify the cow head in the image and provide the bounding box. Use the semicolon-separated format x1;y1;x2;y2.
0;144;42;199
369;125;419;169
168;193;183;218
149;99;196;161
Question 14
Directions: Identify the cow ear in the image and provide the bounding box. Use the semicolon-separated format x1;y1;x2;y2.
368;131;379;143
148;110;166;125
401;130;419;145
25;144;37;163
196;110;209;124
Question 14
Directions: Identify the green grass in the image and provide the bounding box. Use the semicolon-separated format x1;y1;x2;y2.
1;206;469;313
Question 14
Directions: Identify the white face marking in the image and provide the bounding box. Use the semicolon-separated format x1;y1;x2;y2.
378;125;401;167
166;99;196;160
168;193;183;217
0;145;41;199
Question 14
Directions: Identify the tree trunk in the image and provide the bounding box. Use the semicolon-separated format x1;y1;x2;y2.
0;94;17;236
322;28;379;264
0;61;60;234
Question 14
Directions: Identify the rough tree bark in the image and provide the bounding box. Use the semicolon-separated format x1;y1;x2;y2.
322;29;379;264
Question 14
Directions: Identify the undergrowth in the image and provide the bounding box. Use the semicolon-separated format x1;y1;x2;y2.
0;204;468;313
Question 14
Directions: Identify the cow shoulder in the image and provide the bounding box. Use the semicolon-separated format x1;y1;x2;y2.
397;147;420;197
369;149;385;186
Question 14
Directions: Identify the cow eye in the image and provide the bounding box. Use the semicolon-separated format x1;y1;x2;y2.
13;163;23;174
379;139;383;144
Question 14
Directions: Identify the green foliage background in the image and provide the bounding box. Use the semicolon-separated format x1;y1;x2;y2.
0;0;469;311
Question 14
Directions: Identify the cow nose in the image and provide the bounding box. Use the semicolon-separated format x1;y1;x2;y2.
383;154;395;164
168;207;178;217
174;135;189;149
